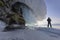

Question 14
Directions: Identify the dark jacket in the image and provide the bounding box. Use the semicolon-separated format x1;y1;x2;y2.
47;18;51;23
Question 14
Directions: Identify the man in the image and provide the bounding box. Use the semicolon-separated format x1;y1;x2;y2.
47;17;52;28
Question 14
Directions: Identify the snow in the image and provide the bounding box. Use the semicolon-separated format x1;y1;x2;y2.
0;21;60;40
0;27;60;40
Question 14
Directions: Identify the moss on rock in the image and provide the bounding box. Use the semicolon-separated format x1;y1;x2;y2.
0;1;4;7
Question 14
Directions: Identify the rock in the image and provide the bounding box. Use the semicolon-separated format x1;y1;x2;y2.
0;0;26;30
3;24;26;31
0;1;4;7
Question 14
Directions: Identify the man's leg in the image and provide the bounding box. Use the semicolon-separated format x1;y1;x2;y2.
47;23;49;28
50;23;52;28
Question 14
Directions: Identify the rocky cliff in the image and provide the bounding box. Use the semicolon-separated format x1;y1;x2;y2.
0;0;26;25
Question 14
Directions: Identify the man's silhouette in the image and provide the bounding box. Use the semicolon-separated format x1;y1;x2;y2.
47;17;52;28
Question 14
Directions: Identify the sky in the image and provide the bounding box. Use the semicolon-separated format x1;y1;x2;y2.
46;0;60;24
37;0;60;26
45;0;60;18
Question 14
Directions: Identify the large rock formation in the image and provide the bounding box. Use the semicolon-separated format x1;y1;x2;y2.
0;0;27;30
0;0;47;30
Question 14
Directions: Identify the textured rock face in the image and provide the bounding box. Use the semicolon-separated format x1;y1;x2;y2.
0;0;47;26
0;0;25;25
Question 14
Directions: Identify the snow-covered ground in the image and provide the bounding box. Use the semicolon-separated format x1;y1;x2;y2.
0;21;60;40
0;27;60;40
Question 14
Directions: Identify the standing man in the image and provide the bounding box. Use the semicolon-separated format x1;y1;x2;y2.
47;17;52;28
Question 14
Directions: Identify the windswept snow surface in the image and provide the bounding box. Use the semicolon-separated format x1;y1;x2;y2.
0;21;60;40
0;28;60;40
